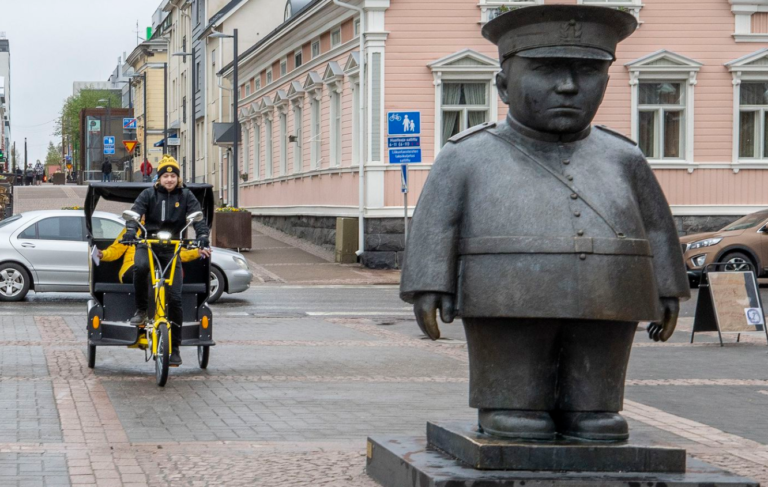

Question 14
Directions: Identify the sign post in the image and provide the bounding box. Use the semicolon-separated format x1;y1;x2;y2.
387;111;422;248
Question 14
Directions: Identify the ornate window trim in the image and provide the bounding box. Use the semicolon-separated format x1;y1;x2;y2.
428;49;500;155
274;89;290;115
726;48;768;168
626;50;702;165
323;61;345;94
731;0;768;42
287;80;305;106
303;71;323;101
576;0;643;21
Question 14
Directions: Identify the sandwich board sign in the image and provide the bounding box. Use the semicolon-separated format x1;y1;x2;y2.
691;264;768;346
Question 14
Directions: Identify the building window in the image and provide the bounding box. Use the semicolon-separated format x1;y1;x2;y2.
331;28;342;48
182;36;187;63
354;18;361;36
576;0;642;19
737;82;768;159
351;81;360;165
440;82;490;146
330;91;342;165
254;121;261;179
637;83;685;160
311;98;321;168
293;105;303;172
265;118;273;178
311;40;321;59
280;59;287;77
280;113;287;175
242;125;249;179
182;96;187;123
245;83;251;97
255;77;261;91
295;49;303;69
267;70;273;85
197;0;203;25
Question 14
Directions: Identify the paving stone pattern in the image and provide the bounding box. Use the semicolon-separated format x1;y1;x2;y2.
1;307;768;485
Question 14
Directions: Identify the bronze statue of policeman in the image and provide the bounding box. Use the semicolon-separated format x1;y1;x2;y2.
400;5;690;442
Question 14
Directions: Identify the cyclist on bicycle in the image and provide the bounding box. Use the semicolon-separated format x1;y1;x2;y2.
123;155;210;366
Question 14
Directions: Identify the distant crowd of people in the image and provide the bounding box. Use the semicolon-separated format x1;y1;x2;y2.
14;161;45;186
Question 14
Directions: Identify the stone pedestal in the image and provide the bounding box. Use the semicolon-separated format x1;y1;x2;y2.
366;424;759;487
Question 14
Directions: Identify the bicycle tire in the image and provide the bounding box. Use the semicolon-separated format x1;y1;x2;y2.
156;324;170;387
197;346;210;369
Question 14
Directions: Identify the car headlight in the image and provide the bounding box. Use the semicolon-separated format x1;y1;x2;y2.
687;238;722;251
233;256;249;270
691;254;707;267
157;231;172;240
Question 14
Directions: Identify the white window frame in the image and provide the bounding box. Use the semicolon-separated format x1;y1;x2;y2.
293;104;303;173
294;49;303;69
265;118;274;178
310;98;321;169
280;58;288;77
255;77;261;91
331;27;342;48
311;39;321;59
636;82;686;162
266;70;273;85
253;118;261;180
241;122;250;180
354;18;360;37
478;0;543;23
428;49;501;156
576;0;643;20
627;50;701;165
726;49;768;166
244;83;251;97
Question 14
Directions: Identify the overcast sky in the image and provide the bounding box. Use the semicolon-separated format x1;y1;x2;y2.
2;0;163;163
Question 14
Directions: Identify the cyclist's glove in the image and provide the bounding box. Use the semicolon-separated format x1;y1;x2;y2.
196;235;210;249
121;229;137;244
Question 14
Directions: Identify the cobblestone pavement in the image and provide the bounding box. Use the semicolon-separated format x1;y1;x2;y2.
6;281;768;484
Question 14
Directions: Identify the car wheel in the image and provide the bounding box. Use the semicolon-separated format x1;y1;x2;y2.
208;266;225;304
723;252;755;273
0;263;30;302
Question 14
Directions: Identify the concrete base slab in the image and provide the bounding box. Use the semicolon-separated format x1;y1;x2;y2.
366;436;759;487
427;421;687;472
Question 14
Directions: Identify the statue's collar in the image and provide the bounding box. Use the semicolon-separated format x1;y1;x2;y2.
506;115;591;143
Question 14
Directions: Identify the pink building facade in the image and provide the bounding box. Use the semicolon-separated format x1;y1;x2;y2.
221;0;768;268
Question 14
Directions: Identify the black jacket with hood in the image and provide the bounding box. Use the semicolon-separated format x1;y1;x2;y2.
126;181;209;240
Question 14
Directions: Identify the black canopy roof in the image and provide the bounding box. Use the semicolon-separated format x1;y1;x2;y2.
84;182;215;238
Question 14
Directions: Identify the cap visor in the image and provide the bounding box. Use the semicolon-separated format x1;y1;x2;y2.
517;46;614;61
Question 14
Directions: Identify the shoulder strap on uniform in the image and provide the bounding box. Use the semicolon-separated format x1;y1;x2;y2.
448;121;497;143
595;125;637;146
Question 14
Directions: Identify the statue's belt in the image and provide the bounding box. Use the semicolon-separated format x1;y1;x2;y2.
459;236;652;257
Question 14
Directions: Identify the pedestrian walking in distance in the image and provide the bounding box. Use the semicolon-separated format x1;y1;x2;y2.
101;158;112;183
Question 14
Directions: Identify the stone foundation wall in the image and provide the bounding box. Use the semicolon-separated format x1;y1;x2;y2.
254;214;745;270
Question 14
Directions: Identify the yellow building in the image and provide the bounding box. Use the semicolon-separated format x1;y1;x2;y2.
126;38;169;177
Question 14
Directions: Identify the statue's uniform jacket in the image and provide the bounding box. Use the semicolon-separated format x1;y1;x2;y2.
400;119;691;322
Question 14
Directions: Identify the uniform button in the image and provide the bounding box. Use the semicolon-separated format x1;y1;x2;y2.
579;253;587;260
574;211;581;217
563;159;570;165
570;193;578;200
577;230;585;236
566;175;574;181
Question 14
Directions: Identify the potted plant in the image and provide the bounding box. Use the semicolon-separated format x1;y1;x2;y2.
240;172;248;182
211;206;252;250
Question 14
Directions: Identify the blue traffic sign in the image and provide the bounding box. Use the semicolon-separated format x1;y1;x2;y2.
123;118;137;130
388;111;420;136
388;137;420;149
389;148;422;164
103;136;115;155
401;164;408;193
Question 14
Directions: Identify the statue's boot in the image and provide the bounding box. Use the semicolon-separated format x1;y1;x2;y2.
554;412;629;441
478;409;556;440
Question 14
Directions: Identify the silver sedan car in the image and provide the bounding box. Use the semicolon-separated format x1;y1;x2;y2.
0;210;252;302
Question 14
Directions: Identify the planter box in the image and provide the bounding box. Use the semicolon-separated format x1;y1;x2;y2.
211;211;252;250
52;173;66;185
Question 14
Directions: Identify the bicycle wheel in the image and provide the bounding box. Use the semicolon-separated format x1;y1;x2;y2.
155;324;170;387
87;344;96;369
197;346;210;369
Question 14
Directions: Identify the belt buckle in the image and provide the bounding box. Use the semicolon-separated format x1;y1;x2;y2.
574;237;593;254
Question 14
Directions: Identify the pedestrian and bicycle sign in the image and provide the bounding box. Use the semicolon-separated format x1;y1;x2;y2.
387;111;422;164
388;111;420;136
123;118;138;130
103;136;115;155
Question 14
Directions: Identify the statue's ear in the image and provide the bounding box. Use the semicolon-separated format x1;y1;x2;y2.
496;71;509;105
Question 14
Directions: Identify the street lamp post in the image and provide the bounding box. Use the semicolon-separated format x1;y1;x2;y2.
209;29;239;208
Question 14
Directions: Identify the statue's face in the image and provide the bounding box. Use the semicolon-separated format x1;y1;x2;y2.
497;56;611;134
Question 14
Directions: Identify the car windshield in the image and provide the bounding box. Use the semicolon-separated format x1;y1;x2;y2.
721;211;768;232
0;215;22;230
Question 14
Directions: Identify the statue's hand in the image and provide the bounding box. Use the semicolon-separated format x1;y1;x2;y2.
413;293;456;341
647;298;680;342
